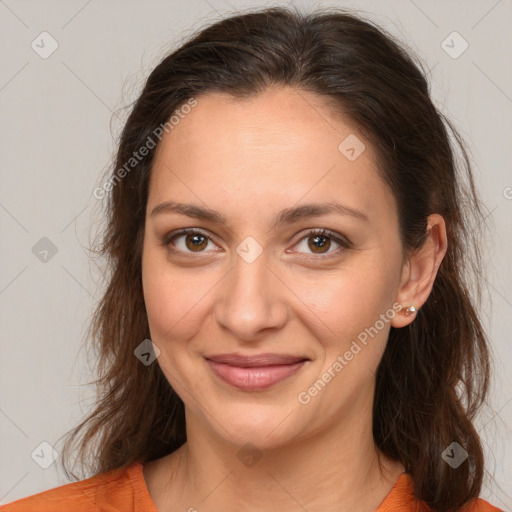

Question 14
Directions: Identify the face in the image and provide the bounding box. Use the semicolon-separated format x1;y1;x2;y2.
141;87;406;450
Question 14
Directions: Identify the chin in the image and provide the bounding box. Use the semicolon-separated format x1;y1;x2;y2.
205;401;308;451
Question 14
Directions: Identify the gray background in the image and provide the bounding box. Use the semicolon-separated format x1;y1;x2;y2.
0;0;511;507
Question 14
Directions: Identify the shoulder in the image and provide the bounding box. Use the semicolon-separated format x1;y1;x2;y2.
461;497;505;512
377;473;504;512
0;461;154;512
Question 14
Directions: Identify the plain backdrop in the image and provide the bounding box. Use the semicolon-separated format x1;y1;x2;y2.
0;0;511;507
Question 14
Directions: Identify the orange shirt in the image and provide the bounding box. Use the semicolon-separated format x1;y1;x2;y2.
0;461;503;512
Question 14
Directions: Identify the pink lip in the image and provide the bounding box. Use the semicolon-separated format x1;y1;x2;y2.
206;353;308;390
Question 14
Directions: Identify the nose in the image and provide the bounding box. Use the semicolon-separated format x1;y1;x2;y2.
214;247;288;343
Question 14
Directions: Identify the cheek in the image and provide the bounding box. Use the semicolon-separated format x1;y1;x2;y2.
305;274;396;398
141;250;204;391
299;263;401;394
142;248;184;339
295;262;398;339
141;246;217;345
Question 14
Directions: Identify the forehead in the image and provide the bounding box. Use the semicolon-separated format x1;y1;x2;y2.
157;87;362;161
148;87;395;226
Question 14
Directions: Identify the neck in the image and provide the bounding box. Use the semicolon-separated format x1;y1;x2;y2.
151;405;404;512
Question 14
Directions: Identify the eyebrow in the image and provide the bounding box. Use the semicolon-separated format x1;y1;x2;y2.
150;200;368;228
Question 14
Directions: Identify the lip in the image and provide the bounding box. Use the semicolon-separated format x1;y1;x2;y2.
206;353;309;391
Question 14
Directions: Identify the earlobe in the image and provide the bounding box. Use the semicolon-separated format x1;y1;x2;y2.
391;214;448;328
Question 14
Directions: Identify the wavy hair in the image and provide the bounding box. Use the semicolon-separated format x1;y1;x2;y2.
62;6;491;511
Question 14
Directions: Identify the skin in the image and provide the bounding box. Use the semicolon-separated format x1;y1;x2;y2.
141;86;447;512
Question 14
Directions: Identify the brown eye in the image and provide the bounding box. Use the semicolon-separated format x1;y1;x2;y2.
293;229;350;257
307;234;332;254
184;233;208;252
164;229;217;254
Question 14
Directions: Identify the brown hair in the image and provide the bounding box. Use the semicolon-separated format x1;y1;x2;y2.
62;6;491;511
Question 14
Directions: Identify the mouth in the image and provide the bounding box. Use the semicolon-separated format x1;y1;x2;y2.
205;353;309;391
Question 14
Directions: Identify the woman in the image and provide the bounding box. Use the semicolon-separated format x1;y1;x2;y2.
2;6;503;512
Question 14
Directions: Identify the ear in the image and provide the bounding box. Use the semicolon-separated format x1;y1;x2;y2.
391;214;448;328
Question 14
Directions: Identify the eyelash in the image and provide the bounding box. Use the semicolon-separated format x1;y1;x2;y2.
161;228;351;258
